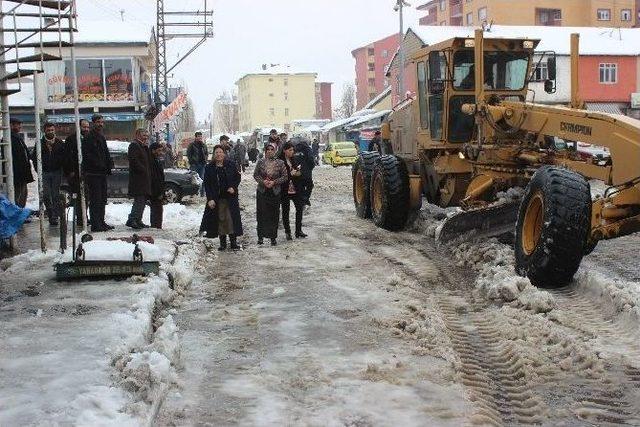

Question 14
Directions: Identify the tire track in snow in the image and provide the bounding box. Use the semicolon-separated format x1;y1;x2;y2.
354;234;546;425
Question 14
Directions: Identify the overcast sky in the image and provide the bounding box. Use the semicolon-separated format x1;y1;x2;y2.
78;0;422;122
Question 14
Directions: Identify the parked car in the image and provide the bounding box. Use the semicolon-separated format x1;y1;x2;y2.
107;141;202;203
322;141;358;167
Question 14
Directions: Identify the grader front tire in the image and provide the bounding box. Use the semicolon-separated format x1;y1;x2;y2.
352;152;380;218
515;166;591;288
370;155;409;231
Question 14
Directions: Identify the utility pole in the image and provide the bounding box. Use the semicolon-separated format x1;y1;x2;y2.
154;0;213;143
394;0;411;102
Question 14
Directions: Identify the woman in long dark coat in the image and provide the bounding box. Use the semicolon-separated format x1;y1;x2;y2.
200;145;243;250
253;143;287;246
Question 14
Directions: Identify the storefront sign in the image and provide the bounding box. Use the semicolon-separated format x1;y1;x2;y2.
153;91;187;130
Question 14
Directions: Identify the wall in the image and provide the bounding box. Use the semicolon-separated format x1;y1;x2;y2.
316;82;333;120
579;56;637;102
238;73;316;132
352;34;400;109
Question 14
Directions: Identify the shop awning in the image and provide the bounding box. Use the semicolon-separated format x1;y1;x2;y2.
46;112;145;123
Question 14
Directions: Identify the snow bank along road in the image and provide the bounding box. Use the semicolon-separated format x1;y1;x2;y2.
2;165;640;425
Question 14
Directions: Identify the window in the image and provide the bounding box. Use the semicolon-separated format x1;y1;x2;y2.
533;60;548;81
621;9;632;21
536;8;562;25
268;78;273;82
269;93;274;97
367;62;375;71
384;78;389;87
368;78;376;87
417;62;429;129
440;21;446;25
466;12;473;25
597;9;611;21
284;92;288;101
453;50;529;90
382;49;388;58
104;59;133;102
439;0;446;11
367;48;375;56
284;78;288;86
284;108;289;116
369;93;377;100
269;108;275;116
478;7;487;21
599;63;617;83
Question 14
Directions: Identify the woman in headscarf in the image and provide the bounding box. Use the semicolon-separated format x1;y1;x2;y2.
253;143;287;246
200;145;243;250
279;142;306;240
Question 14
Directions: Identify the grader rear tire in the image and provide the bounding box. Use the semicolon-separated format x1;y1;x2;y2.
370;155;409;231
515;166;591;288
352;151;380;218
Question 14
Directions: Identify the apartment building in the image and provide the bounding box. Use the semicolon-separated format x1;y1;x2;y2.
351;34;400;109
418;0;639;28
236;65;318;133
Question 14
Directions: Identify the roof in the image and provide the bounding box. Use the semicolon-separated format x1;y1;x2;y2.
321;116;360;132
345;109;392;129
586;102;626;116
237;64;317;82
44;20;153;45
387;25;640;75
363;86;392;110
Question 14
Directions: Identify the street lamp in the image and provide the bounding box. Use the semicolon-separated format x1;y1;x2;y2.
394;0;411;101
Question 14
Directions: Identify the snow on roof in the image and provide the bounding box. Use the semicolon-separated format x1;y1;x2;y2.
363;86;392;110
346;109;392;128
238;64;317;81
43;20;152;45
410;25;640;56
321;116;360;132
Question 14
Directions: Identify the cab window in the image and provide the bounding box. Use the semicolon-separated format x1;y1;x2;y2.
417;61;429;129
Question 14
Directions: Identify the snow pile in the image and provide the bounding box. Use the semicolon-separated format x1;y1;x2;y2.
575;270;640;325
105;203;202;231
451;239;556;313
57;240;163;262
409;203;460;238
495;187;524;205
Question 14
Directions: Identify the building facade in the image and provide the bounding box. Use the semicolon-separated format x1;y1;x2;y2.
418;0;639;28
236;65;317;133
351;34;400;109
37;20;154;140
315;82;333;120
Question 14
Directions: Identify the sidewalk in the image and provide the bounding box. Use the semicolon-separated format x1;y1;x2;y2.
0;217;62;259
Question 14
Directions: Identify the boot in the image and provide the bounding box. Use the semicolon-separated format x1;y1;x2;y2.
229;235;240;250
295;230;307;238
258;236;264;245
218;235;227;251
270;238;277;246
285;232;293;241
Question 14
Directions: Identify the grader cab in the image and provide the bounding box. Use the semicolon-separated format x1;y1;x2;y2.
352;30;640;288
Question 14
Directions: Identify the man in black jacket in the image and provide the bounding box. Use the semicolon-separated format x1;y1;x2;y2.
82;114;114;232
149;143;165;229
32;122;65;225
8;117;34;208
126;129;151;230
63;119;90;227
186;131;208;196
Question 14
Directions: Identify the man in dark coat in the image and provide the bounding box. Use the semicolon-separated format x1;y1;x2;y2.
32;122;65;225
148;143;165;229
233;138;247;172
312;139;320;166
8;117;34;208
126;129;151;230
368;130;383;153
63;119;90;227
293;139;315;207
186;131;208;196
199;152;243;250
82;114;114;232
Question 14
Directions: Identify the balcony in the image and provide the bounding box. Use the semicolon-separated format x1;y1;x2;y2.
420;6;438;25
450;0;463;17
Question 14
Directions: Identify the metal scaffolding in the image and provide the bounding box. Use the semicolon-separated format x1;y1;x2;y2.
0;0;76;252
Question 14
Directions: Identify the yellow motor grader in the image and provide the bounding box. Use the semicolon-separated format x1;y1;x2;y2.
352;29;640;288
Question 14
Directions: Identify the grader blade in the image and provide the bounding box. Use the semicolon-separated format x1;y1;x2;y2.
436;201;520;243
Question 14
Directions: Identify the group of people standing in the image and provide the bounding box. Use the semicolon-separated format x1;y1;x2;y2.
198;129;316;250
5;114;170;233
